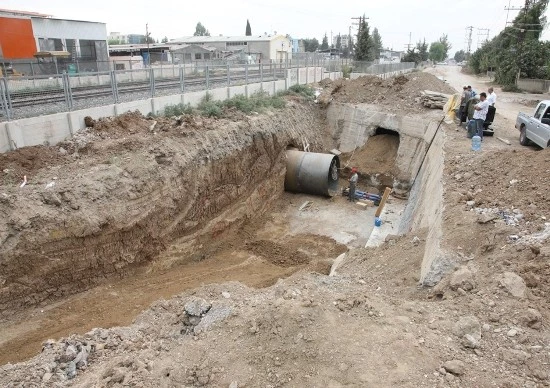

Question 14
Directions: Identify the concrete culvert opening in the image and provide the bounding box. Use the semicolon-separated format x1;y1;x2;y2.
343;127;401;194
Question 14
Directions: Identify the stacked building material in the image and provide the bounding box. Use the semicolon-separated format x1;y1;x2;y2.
420;90;450;109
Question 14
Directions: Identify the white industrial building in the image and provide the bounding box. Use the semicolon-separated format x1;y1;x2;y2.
169;35;292;62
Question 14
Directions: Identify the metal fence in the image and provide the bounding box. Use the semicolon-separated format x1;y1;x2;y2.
0;62;301;121
0;60;416;122
2;54;352;77
350;61;416;75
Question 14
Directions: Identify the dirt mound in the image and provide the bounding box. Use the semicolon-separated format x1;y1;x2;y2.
0;146;66;185
246;234;347;267
319;72;456;112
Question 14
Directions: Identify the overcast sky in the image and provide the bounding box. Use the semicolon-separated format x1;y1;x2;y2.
3;0;550;54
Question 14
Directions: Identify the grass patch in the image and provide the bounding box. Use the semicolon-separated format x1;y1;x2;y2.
502;84;522;93
163;103;193;117
198;93;223;118
342;65;353;78
285;84;316;99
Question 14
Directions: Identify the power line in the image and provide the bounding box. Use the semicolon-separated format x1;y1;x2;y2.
477;28;490;48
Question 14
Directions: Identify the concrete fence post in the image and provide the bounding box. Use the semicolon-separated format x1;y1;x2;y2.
150;68;155;97
206;66;210;90
227;64;230;86
179;65;184;93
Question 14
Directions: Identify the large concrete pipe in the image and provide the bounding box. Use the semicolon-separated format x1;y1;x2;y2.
285;150;340;197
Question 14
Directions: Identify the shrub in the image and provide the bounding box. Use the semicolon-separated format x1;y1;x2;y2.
163;103;193;117
342;65;353;78
286;84;316;99
198;93;224;118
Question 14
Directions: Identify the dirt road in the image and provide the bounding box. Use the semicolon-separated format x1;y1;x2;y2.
426;65;545;145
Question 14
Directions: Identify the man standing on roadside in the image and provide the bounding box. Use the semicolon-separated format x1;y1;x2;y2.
458;86;470;125
467;85;476;98
473;92;490;139
348;167;358;202
487;87;497;106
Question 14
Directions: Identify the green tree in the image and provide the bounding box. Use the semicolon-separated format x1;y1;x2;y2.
417;39;429;61
371;28;383;59
355;16;374;61
336;35;342;50
161;36;169;43
469;0;549;85
245;19;252;36
454;50;466;62
321;33;329;50
439;34;452;59
429;42;446;62
108;39;121;45
402;49;421;64
303;38;320;52
194;22;210;36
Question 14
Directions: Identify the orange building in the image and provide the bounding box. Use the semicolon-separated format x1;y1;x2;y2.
0;16;38;59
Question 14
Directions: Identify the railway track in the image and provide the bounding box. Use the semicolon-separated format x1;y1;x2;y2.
6;71;286;108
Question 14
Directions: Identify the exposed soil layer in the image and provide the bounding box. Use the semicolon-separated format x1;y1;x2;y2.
319;72;456;112
341;133;400;190
0;104;327;313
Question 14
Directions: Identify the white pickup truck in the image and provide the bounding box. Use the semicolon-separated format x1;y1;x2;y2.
516;100;550;148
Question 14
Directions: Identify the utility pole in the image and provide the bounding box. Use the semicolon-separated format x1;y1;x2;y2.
146;23;151;67
515;0;532;83
405;32;412;51
477;28;490;48
505;0;523;27
465;26;474;56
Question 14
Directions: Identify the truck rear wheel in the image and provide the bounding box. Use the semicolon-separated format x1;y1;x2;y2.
519;126;530;146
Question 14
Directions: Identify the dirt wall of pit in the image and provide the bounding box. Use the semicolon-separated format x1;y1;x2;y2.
0;105;326;312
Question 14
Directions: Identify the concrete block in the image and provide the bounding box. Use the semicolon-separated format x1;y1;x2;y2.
184;91;206;108
274;80;286;94
0;122;11;152
153;95;184;115
247;83;262;97
229;85;247;98
208;87;227;102
117;99;152;117
12;112;71;148
261;82;272;95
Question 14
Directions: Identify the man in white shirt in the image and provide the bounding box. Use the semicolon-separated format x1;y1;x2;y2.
487;87;497;106
473;92;490;139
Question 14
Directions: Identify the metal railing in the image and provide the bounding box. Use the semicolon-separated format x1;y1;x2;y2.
0;60;414;122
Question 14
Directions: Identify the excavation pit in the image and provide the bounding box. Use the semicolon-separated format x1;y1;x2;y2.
0;98;445;367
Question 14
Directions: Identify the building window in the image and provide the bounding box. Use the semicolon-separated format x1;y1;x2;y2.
204;53;211;60
80;40;97;59
195;53;202;60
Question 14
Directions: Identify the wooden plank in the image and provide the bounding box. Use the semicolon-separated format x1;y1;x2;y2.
299;201;312;211
496;136;511;145
375;187;392;218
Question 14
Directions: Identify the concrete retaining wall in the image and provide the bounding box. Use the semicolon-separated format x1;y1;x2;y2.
398;124;448;286
326;103;434;184
517;78;550;94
